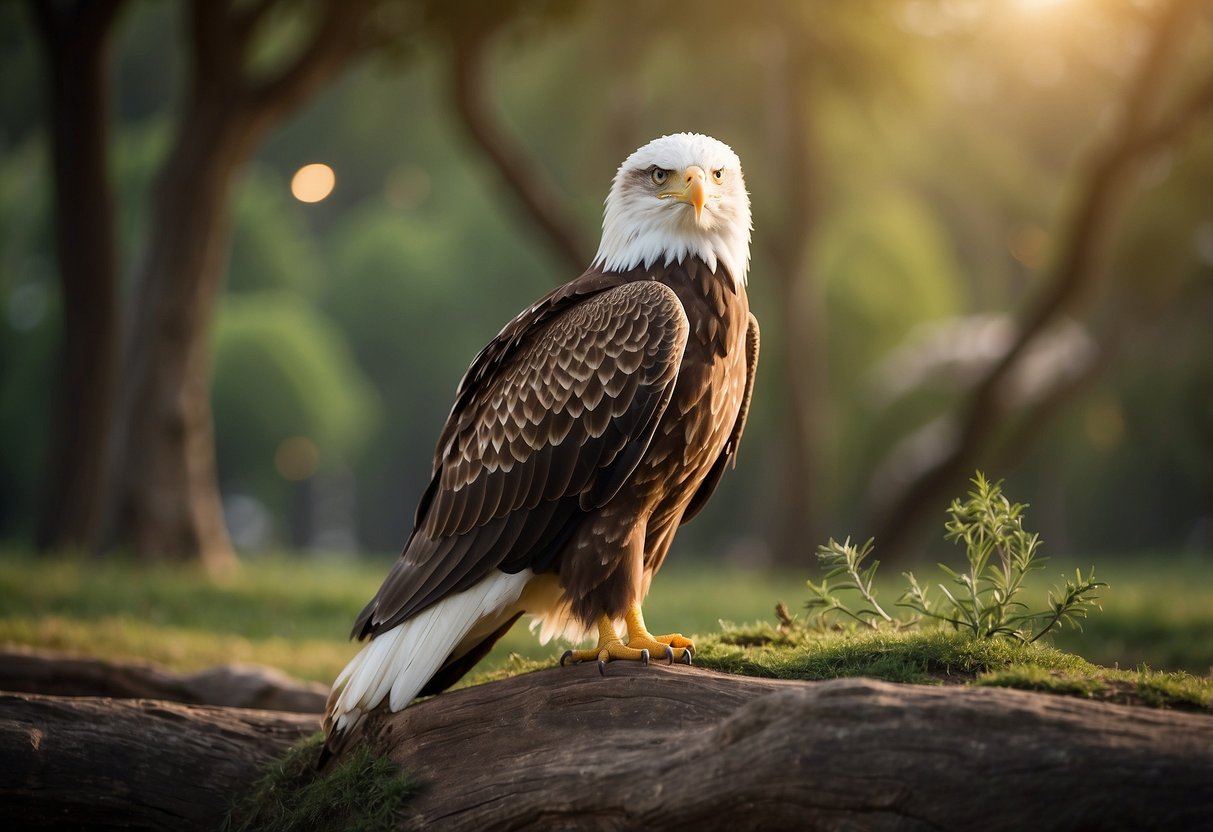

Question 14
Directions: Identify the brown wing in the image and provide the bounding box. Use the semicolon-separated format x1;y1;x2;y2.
351;278;690;640
682;312;760;523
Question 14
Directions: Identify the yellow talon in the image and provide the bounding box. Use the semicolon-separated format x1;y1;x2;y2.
624;604;694;664
559;604;695;672
560;615;650;673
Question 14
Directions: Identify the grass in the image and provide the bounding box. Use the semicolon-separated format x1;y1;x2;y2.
0;548;810;682
223;733;417;832
1;548;1210;693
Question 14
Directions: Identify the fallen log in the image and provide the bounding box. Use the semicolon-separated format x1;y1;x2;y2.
367;664;1213;831
0;647;327;713
3;663;1211;830
0;692;317;831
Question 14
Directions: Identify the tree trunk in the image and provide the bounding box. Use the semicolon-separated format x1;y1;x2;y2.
4;664;1211;830
27;0;125;553
101;0;370;567
764;25;827;565
0;692;316;832
106;96;249;567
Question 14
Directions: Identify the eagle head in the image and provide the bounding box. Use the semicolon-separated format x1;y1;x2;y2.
593;133;752;288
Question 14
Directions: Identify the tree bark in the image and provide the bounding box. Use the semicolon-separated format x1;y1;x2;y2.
102;0;371;567
27;0;126;553
370;665;1213;830
0;648;327;713
0;692;316;832
4;665;1211;830
867;0;1213;557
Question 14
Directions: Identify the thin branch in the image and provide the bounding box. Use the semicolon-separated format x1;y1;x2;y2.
447;25;590;276
868;0;1213;556
231;0;277;42
1120;76;1213;159
243;0;370;125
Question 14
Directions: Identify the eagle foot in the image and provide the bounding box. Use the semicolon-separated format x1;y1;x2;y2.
561;639;652;673
561;612;695;672
624;632;694;665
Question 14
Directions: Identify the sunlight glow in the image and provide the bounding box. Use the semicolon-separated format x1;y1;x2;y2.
1017;0;1068;12
290;163;336;203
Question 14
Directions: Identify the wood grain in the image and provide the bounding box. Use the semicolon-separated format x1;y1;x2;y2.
0;692;316;831
3;659;1211;830
364;664;1213;831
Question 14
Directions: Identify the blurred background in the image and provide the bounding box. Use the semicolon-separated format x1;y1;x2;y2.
1;0;1210;616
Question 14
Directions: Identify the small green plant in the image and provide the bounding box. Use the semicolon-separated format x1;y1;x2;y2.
806;537;900;629
806;473;1106;643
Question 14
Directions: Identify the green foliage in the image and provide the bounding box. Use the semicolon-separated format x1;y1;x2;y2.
805;537;898;629
693;623;1211;711
902;473;1105;641
820;188;965;369
224;734;417;832
808;473;1106;643
211;291;380;532
227;167;325;296
214;292;379;463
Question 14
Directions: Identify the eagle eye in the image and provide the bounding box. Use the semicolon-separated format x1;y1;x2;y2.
712;168;725;182
650;167;670;186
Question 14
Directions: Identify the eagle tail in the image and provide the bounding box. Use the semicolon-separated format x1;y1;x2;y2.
319;570;531;766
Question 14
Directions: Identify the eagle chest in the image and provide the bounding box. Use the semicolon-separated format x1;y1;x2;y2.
641;272;749;511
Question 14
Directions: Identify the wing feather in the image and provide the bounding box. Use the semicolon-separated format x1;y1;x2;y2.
352;277;690;639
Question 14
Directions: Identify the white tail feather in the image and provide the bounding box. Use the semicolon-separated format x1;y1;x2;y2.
325;571;532;739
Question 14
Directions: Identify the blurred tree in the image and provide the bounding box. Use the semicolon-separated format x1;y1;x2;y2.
868;0;1213;557
439;0;591;273
101;0;396;568
26;0;126;552
226;166;326;296
10;0;1209;562
212;291;380;534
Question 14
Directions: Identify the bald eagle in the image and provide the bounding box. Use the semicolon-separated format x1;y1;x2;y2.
322;133;758;761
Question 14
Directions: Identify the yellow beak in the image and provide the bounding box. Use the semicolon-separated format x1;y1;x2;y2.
669;165;707;222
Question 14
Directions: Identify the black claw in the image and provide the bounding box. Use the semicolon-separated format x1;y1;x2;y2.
560;649;574;666
681;649;693;666
597;659;607;676
664;645;675;665
640;648;650;666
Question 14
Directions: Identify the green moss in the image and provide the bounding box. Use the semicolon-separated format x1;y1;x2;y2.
685;622;1211;711
694;623;1086;684
976;662;1212;710
1132;667;1213;709
974;663;1107;698
224;733;417;832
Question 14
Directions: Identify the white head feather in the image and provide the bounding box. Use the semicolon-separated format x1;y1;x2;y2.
592;133;752;288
